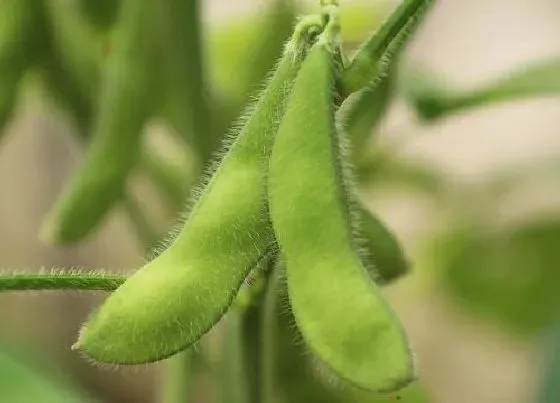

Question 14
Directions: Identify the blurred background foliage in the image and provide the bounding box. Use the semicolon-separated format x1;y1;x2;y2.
0;0;559;402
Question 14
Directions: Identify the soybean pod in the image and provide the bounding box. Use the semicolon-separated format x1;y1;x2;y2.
355;202;410;285
268;33;413;391
0;0;34;141
33;0;97;136
74;20;323;365
41;0;162;244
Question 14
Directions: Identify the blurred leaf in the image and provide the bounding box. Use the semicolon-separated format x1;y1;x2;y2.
403;58;560;121
0;342;93;403
441;218;560;335
0;0;36;141
79;0;120;30
537;321;560;403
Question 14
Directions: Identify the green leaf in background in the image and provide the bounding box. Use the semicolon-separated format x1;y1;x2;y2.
79;0;120;30
403;57;560;121
0;0;36;143
0;342;93;403
441;217;560;335
537;321;560;403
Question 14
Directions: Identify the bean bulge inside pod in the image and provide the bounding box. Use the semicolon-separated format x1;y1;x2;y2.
74;26;318;365
268;39;414;392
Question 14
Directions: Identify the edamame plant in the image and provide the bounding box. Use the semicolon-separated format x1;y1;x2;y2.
19;0;560;401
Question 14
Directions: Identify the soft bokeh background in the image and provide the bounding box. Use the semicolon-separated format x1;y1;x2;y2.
1;0;560;402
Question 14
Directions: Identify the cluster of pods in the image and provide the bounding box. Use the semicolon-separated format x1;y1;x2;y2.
72;2;430;393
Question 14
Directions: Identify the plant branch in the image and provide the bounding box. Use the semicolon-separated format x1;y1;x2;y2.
0;272;126;292
341;0;434;96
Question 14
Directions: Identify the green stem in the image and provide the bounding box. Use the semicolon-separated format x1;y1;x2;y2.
0;273;126;292
341;0;434;95
410;58;560;121
241;257;277;403
222;312;251;403
259;262;280;403
160;352;194;403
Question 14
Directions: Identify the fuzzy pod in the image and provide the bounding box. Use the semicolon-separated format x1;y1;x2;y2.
74;27;317;364
40;0;163;244
42;0;102;109
355;202;410;285
0;0;35;141
268;40;414;392
32;0;97;137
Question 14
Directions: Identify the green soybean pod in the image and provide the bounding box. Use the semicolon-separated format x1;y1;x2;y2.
356;202;410;285
40;0;162;244
74;22;321;364
0;0;34;141
268;39;413;392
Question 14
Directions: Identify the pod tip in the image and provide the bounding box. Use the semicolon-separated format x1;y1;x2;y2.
39;216;62;245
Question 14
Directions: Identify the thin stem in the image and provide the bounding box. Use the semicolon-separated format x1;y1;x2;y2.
259;262;281;403
221;312;251;403
241;256;278;403
341;0;434;95
410;58;560;121
160;352;195;403
0;272;126;292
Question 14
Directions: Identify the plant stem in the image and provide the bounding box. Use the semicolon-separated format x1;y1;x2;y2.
341;0;434;95
222;311;251;403
0;272;126;292
160;351;194;403
259;263;280;403
241;257;278;403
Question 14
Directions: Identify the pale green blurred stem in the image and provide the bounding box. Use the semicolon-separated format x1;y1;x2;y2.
414;58;560;120
160;352;194;403
243;258;277;403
